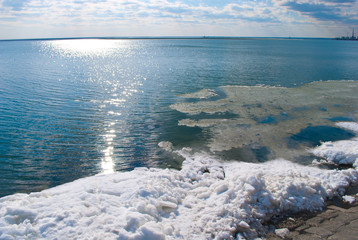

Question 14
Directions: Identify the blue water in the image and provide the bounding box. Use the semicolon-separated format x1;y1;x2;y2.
1;38;358;197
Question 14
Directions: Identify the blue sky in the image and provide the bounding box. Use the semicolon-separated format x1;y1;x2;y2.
0;0;357;39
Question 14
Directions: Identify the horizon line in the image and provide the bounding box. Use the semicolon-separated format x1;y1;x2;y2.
0;36;333;42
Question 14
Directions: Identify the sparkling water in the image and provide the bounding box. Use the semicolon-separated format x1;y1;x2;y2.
1;38;357;197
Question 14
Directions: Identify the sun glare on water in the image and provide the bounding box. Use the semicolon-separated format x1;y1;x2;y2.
101;124;116;174
44;39;132;57
40;39;142;174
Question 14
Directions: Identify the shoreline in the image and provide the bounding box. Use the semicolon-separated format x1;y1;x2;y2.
266;186;358;239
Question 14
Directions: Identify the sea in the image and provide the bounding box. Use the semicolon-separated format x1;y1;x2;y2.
0;37;358;198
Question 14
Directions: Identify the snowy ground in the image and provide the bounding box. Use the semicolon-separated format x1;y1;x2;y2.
0;122;358;240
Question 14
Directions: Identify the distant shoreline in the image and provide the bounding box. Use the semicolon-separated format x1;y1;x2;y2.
0;36;333;42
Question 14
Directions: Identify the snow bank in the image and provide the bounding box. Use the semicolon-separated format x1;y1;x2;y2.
1;148;358;239
312;122;358;167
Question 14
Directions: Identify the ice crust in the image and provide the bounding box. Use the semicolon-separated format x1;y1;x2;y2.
1;148;358;239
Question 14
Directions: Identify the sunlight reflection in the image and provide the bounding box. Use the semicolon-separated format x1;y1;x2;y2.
43;39;132;57
40;39;146;174
101;124;116;174
104;98;126;107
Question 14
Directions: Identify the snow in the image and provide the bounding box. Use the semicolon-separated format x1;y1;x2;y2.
336;122;358;133
158;141;174;152
1;144;358;239
275;228;290;238
311;122;358;167
343;195;356;204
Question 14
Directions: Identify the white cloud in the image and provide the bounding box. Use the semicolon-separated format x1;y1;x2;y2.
0;0;357;39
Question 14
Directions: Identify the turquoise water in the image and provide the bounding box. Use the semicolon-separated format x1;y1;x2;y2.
1;38;358;197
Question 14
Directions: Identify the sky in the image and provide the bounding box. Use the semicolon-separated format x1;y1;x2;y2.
0;0;358;39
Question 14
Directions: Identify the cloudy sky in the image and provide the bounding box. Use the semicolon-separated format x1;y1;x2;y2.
0;0;358;39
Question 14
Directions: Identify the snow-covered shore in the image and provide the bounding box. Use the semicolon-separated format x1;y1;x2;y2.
1;122;358;240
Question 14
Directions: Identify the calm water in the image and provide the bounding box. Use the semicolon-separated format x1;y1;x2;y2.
1;38;358;197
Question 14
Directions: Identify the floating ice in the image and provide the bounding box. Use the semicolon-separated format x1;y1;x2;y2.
158;141;174;152
177;89;218;99
170;81;358;161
